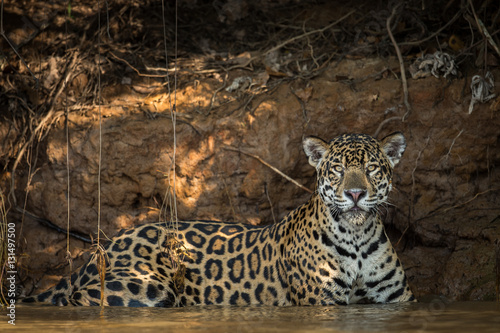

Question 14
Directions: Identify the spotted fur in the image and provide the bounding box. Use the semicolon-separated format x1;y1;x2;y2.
23;132;415;307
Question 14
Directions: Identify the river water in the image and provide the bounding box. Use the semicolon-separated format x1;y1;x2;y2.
2;300;500;332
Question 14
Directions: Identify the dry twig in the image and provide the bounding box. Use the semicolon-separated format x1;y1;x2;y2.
443;187;500;213
207;73;228;114
109;51;169;77
223;146;313;194
434;129;464;168
373;116;401;138
399;8;465;47
265;183;277;224
386;3;411;121
396;135;430;247
469;0;500;58
228;9;356;71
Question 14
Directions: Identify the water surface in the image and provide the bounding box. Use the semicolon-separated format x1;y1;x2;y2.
2;301;500;332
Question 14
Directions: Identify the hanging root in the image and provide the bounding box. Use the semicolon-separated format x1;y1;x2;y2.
386;2;411;121
161;231;191;294
89;241;109;307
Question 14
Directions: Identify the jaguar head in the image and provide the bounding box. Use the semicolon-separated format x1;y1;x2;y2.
303;132;406;225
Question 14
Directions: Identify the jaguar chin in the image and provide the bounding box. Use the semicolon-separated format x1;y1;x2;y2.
343;210;371;226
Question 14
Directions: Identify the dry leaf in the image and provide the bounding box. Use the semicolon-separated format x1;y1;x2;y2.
294;86;314;102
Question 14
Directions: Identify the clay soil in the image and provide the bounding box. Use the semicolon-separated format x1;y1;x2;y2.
1;0;500;302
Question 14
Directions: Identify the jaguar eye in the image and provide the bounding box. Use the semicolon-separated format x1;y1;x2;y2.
366;164;378;172
333;165;344;173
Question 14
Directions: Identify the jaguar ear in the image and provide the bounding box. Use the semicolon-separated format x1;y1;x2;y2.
381;132;406;167
303;136;328;168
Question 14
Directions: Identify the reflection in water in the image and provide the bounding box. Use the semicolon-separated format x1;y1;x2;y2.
2;301;500;332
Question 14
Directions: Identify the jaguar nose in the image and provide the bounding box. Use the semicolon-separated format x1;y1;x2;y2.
344;189;367;204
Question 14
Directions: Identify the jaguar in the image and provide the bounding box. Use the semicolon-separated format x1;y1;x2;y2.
23;132;415;307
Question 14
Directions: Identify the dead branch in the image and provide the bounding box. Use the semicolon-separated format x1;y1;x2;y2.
434;129;464;168
264;9;356;58
386;3;411;121
373;116;401;138
228;9;356;71
223;146;313;194
443;187;500;213
109;51;169;77
265;183;277;224
399;8;465;47
207;72;228;114
468;0;500;58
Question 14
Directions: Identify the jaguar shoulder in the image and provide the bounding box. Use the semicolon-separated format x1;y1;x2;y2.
23;132;415;307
